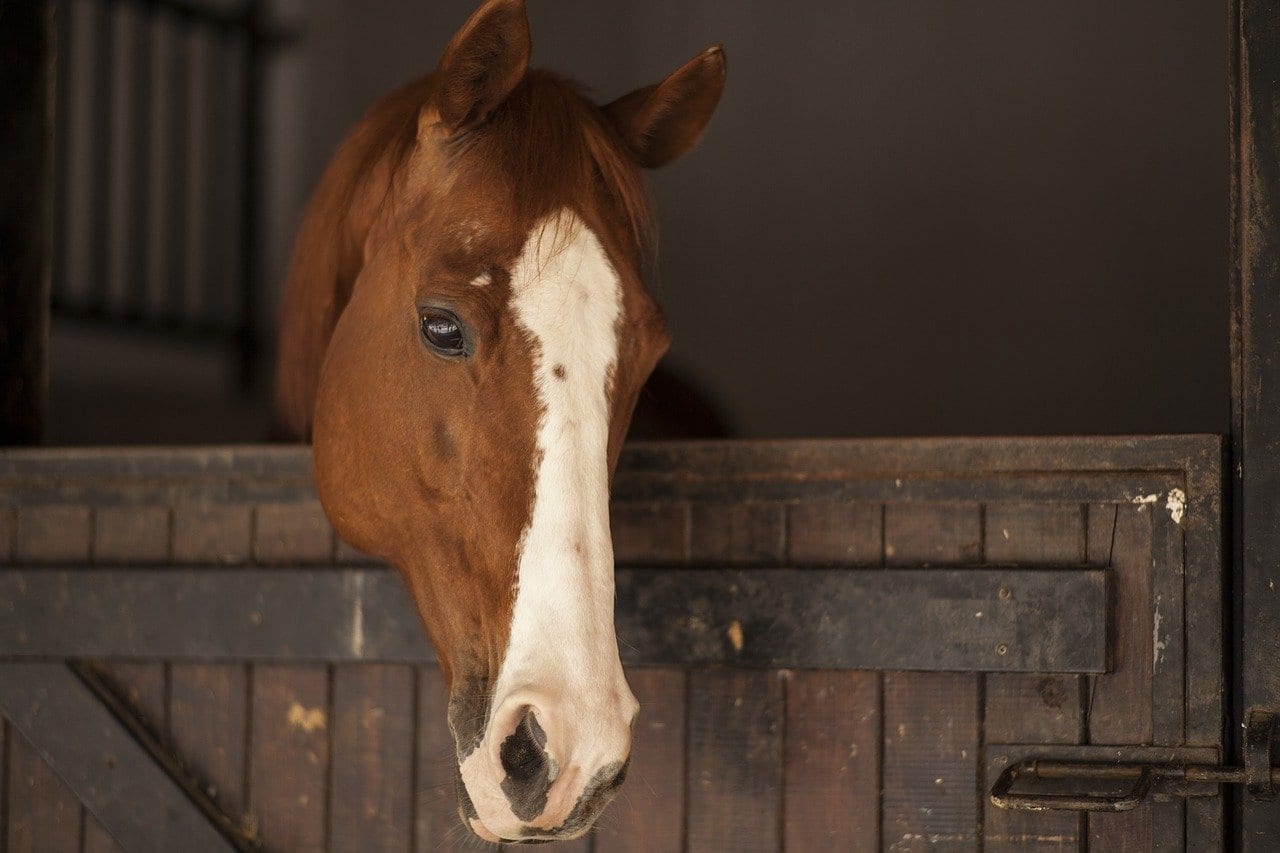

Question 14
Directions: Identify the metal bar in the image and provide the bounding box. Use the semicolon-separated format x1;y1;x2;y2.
991;758;1280;813
0;661;254;851
0;566;1108;671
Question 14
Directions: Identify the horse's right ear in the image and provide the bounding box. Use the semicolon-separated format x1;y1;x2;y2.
430;0;530;133
605;46;727;169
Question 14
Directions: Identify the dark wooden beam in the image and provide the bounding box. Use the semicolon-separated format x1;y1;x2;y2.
1230;0;1280;845
0;0;54;444
0;566;1108;672
0;662;254;852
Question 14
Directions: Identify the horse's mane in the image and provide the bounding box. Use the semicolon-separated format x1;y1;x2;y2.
272;69;653;439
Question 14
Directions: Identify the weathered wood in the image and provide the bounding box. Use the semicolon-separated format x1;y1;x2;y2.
255;501;333;564
0;0;53;444
982;502;1085;852
5;731;82;853
882;672;979;852
0;566;1109;672
786;502;881;563
14;504;91;562
1088;505;1154;744
610;503;689;564
593;668;687;853
170;664;248;821
1230;0;1280;845
689;503;785;563
783;670;879;851
0;662;243;852
618;567;1108;671
248;664;329;852
686;669;782;852
329;664;414;853
884;503;981;564
413;666;462;851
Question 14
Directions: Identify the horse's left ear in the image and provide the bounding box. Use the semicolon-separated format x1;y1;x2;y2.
605;46;727;169
432;0;531;133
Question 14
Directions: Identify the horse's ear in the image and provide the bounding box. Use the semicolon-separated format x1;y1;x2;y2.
432;0;531;132
605;46;726;169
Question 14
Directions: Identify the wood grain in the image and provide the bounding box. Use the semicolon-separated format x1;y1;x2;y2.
170;663;248;819
249;664;330;852
329;664;415;853
686;669;782;852
786;502;881;563
4;730;82;853
594;667;687;853
983;502;1085;851
783;670;879;851
882;672;979;852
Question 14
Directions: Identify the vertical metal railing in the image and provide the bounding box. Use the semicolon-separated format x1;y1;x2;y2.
50;0;264;389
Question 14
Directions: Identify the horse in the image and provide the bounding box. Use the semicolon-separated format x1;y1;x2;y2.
272;0;724;842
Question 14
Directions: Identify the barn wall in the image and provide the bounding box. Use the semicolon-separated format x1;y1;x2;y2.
0;439;1224;851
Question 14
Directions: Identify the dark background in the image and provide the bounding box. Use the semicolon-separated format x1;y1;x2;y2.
47;0;1228;443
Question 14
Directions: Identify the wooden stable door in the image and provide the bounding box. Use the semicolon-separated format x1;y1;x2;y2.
0;438;1228;851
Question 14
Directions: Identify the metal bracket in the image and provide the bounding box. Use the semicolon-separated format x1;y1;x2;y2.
990;709;1280;812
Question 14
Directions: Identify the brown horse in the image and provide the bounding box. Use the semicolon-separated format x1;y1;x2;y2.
272;0;724;843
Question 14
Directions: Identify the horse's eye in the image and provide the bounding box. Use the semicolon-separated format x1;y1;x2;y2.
419;309;467;356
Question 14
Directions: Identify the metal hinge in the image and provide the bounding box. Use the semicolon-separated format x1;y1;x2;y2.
990;708;1279;813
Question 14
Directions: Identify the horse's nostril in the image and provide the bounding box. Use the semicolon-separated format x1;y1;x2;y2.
499;709;548;783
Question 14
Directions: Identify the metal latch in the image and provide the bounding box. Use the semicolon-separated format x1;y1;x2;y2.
991;708;1279;813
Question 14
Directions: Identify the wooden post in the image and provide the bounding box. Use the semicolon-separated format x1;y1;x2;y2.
1229;0;1280;847
0;1;54;445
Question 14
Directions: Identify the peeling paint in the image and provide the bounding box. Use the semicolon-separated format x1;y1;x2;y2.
726;619;744;653
287;702;326;733
1165;488;1186;524
1131;493;1159;507
349;573;365;658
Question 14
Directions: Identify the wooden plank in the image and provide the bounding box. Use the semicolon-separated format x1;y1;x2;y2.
984;503;1084;564
593;668;687;853
0;662;242;852
786;502;881;563
91;662;168;742
1150;503;1185;745
14;505;92;562
0;568;429;662
329;664;415;853
172;503;253;564
0;567;1108;672
248;665;330;852
5;731;82;853
689;503;785;562
255;501;334;563
982;503;1084;852
610;503;689;564
882;672;979;852
414;666;463;850
0;0;52;444
1231;0;1280;843
83;819;126;853
885;504;981;564
686;669;782;852
1088;504;1153;744
170;664;248;820
782;670;879;851
618;567;1106;671
93;505;171;563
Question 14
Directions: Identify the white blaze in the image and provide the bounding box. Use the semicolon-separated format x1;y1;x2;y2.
459;209;636;834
